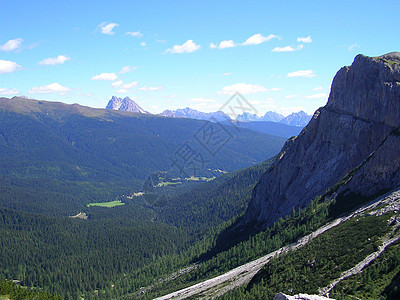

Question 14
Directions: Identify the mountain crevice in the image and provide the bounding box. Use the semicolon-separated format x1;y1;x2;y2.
323;105;398;130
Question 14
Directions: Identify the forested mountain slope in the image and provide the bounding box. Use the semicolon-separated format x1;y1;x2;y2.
147;52;400;300
0;95;284;298
156;187;400;299
0;96;285;216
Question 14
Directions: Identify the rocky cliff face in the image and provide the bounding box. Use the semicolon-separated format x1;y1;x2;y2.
243;52;400;228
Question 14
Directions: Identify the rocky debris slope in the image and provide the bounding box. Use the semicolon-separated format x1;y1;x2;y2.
243;52;400;228
155;187;400;299
274;292;334;300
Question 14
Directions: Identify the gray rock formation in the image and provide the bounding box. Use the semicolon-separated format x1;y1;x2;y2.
106;96;149;114
274;292;334;300
243;52;400;228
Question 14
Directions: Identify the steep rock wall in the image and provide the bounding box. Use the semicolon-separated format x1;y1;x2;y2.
243;53;400;227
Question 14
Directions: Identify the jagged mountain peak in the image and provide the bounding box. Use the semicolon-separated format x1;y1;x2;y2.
106;96;149;114
236;112;261;122
236;111;309;126
327;52;400;127
279;111;311;127
242;52;400;228
262;111;284;122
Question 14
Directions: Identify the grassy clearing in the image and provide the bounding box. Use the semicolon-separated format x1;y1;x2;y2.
186;176;216;182
157;182;182;187
86;200;125;208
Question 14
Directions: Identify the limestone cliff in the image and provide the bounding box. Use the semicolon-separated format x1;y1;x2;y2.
243;52;400;228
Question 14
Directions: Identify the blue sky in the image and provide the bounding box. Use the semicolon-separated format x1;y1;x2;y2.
1;0;399;116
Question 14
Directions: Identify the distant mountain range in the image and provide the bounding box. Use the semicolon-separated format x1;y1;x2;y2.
105;96;312;127
236;111;284;122
0;96;286;183
159;107;231;122
236;111;312;127
280;111;312;127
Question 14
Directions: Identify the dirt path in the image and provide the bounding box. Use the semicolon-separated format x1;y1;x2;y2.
155;188;400;299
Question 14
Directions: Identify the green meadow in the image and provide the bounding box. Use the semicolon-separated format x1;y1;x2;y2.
86;200;125;208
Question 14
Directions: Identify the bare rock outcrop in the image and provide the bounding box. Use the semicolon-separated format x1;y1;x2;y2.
274;293;334;300
243;52;400;228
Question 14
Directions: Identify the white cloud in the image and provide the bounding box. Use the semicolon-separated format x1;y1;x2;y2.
38;55;70;65
0;38;23;52
123;81;138;89
28;83;71;94
139;86;163;91
209;40;235;49
0;88;19;95
113;81;139;91
222;72;232;76
141;41;147;47
91;72;118;81
27;42;39;50
119;66;136;74
189;101;222;111
112;80;123;87
76;92;93;98
126;31;143;37
0;60;21;73
165;40;201;54
285;95;297;99
348;43;359;51
218;83;279;95
99;22;119;35
249;100;268;105
209;34;278;49
190;97;216;103
306;93;327;99
297;36;312;43
219;40;235;49
272;45;303;52
242;34;278;46
287;70;316;78
313;86;323;91
270;74;282;79
259;98;276;109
